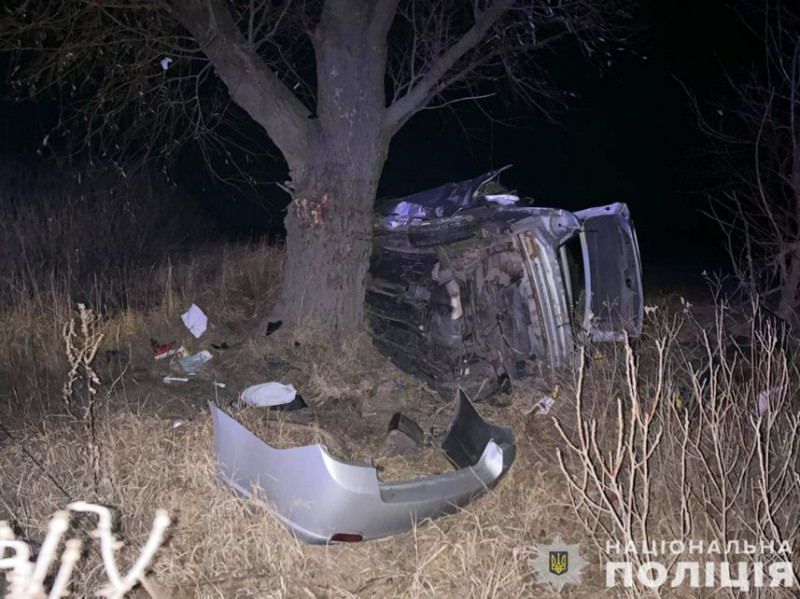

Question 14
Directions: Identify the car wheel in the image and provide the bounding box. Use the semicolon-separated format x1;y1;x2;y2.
408;215;479;247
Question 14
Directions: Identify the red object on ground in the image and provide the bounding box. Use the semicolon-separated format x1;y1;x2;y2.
155;341;179;356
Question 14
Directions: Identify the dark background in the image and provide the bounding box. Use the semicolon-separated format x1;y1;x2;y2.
1;0;761;287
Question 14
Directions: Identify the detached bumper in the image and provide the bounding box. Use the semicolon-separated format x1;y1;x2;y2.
209;392;515;543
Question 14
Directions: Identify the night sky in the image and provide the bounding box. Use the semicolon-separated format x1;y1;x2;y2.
1;0;762;285
381;0;760;280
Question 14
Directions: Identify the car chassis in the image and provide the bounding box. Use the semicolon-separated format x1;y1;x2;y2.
366;167;644;400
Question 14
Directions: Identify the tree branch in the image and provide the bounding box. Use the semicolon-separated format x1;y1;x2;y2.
168;0;314;171
384;0;515;130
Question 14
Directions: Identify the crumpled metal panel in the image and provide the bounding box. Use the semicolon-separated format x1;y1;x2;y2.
380;167;512;227
209;392;515;544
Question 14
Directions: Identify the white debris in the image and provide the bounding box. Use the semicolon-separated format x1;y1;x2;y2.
240;382;297;408
531;396;556;415
181;304;208;338
756;387;779;416
163;376;189;384
160;57;173;71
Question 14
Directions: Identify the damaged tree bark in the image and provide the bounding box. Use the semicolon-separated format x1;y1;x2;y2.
270;2;393;337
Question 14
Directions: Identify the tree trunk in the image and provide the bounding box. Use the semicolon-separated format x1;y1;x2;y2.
263;0;393;340
271;150;387;339
173;0;397;340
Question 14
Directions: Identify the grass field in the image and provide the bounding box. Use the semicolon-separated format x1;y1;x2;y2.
1;170;797;598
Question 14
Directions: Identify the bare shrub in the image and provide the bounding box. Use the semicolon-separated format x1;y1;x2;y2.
557;299;799;597
0;503;170;599
694;5;800;322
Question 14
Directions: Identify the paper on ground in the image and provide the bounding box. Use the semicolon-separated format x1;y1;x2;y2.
181;304;208;338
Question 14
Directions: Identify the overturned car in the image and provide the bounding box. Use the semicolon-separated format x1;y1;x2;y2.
366;167;644;400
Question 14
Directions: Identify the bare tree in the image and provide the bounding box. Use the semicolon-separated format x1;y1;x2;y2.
695;3;800;322
1;0;631;338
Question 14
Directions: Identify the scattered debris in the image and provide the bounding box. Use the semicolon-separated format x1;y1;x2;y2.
388;413;425;444
484;193;519;206
381;413;427;457
171;418;187;429
152;340;185;360
756;387;779;416
178;350;213;374
240;382;298;408
213;381;226;389
266;321;283;336
531;396;556;415
181;304;208;338
163;376;189;384
382;429;420;457
209;390;516;543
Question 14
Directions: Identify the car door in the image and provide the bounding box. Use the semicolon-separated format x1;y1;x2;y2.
574;203;644;342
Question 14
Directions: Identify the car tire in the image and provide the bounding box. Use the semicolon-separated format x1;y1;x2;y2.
408;215;479;247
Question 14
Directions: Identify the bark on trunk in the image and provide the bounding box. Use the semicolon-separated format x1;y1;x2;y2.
271;158;385;339
264;0;393;339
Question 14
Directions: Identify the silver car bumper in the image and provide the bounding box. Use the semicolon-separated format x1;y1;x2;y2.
209;392;516;544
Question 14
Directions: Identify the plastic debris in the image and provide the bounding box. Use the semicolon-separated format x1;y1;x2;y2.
388;413;425;444
756;387;779;416
213;381;226;389
271;394;307;412
181;304;208;338
163;376;189;383
383;413;426;456
531;396;556;415
239;382;306;410
178;350;213;374
154;341;186;360
382;429;421;457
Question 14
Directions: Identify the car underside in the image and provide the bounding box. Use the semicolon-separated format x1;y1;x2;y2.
366;167;644;401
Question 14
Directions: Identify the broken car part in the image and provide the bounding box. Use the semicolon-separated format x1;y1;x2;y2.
388;412;426;446
209;391;515;544
367;167;644;401
239;382;301;409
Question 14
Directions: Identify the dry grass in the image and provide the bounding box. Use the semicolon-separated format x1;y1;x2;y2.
0;390;581;598
1;194;798;597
